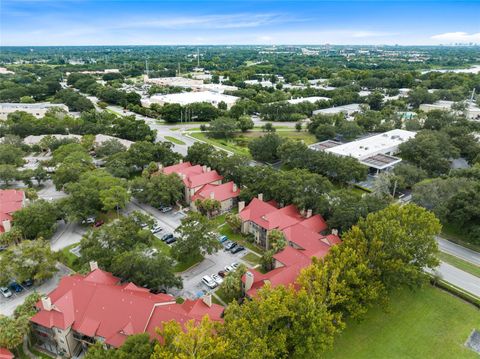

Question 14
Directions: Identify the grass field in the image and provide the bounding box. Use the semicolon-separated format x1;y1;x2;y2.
58;243;82;271
188;130;317;157
164;135;186;145
324;286;480;359
241;252;262;266
438;252;480;278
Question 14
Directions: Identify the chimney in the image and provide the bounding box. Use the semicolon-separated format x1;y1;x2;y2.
238;201;245;213
206;167;211;172
257;193;263;201
202;165;207;172
331;229;339;236
42;296;52;311
158;164;163;171
245;271;254;292
202;293;212;307
232;182;238;192
2;220;11;233
210;192;215;199
190;188;195;196
179;159;183;164
89;261;98;272
181;173;186;180
306;209;312;218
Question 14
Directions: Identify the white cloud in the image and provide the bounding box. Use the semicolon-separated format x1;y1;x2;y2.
431;32;480;42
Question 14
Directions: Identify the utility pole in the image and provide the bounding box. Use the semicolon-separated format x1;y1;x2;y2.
197;48;200;68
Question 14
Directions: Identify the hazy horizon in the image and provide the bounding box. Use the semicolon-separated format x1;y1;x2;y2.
1;0;480;46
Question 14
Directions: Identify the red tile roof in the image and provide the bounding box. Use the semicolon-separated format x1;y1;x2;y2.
0;189;24;233
240;197;340;297
191;182;240;202
30;269;223;348
0;348;14;359
162;162;224;189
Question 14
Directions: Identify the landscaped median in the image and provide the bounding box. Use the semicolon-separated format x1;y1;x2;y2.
164;135;186;145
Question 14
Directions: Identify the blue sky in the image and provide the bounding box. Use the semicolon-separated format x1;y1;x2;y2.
1;1;479;46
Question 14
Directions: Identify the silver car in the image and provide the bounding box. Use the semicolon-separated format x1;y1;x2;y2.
0;287;12;298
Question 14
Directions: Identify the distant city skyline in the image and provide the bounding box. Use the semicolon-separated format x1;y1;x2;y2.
1;0;479;46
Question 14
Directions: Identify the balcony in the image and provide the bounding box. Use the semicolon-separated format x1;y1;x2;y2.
73;332;95;345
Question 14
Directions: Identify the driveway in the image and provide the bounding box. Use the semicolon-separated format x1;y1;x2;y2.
50;221;87;251
0;263;73;317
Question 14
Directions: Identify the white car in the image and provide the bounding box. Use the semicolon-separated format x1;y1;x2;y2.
224;265;234;273
150;225;163;234
0;287;12;298
231;262;240;270
201;275;217;289
211;273;223;285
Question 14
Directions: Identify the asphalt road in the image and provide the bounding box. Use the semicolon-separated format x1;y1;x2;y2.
430;262;480;297
436;236;480;266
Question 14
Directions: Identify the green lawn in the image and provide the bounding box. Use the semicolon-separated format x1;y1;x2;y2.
173;254;204;273
57;243;82;271
189;132;251;157
438;252;480;278
324;286;480;359
164;136;186;145
188;130;317;157
241;252;262;266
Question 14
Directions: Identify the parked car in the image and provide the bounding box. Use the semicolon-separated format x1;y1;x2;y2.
224;265;234;273
165;236;177;244
231;246;245;254
0;245;7;252
9;282;23;293
0;287;12;298
82;216;95;224
231;262;240;270
144;248;158;257
150;224;163;234
201;275;217;289
218;235;228;243
160;206;173;213
217;270;226;278
140;222;148;228
22;279;34;287
94;220;104;227
224;241;237;251
211;273;223;285
161;233;173;241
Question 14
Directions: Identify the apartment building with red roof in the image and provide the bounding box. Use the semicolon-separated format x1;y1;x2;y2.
159;161;223;203
0;189;25;233
239;194;341;297
190;181;240;213
30;263;223;358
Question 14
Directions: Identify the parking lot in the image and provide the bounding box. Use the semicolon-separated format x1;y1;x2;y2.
176;244;256;300
0;263;73;317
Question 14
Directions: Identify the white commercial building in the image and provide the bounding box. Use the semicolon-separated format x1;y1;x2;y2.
0;103;69;120
312;103;363;120
144;76;236;93
420;100;480;121
287;96;330;105
23;134;133;149
143;91;239;109
309;129;416;171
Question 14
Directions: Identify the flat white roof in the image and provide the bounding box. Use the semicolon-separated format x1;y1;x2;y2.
287;96;330;105
0;102;68;110
323;129;416;160
313;103;362;115
148;91;239;106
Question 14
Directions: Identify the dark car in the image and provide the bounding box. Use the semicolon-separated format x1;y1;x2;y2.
217;270;226;278
161;233;173;241
22;279;34;287
224;241;237;251
165;236;177;244
231;246;245;254
9;282;23;293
